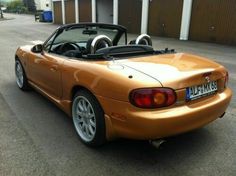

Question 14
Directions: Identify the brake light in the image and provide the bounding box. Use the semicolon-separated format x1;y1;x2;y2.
129;88;176;108
224;71;229;88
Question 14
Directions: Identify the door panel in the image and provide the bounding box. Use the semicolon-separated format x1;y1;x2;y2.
65;0;75;24
118;0;142;34
148;0;183;38
189;0;236;45
79;0;92;22
53;1;62;24
28;52;63;99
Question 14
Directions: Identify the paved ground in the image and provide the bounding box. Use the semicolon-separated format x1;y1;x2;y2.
0;13;235;176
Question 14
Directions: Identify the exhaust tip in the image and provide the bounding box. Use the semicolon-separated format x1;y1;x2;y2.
149;139;166;149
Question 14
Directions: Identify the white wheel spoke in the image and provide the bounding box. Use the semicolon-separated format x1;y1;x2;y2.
15;62;24;88
82;123;86;132
88;125;95;135
87;114;95;120
86;104;91;113
78;101;84;111
76;109;83;117
89;119;96;128
76;116;83;123
85;125;90;136
82;100;87;111
20;76;23;83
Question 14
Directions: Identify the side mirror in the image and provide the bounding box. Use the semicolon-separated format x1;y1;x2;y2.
31;44;43;53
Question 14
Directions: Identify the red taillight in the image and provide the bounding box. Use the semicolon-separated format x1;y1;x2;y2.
129;88;176;108
224;71;229;88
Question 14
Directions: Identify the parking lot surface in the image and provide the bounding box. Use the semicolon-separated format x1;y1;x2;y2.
0;14;235;176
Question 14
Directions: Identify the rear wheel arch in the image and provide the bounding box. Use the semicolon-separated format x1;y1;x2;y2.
71;85;96;100
71;85;105;113
71;86;106;146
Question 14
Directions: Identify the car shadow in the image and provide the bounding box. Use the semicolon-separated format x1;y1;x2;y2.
96;128;214;161
82;127;217;176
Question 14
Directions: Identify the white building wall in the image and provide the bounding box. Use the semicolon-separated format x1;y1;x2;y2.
35;0;41;10
36;0;52;10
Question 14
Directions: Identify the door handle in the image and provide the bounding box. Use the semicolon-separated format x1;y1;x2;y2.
50;65;58;72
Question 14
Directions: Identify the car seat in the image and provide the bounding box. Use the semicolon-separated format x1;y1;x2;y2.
129;34;152;46
86;35;113;54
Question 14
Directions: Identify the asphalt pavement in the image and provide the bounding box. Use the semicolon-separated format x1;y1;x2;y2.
0;13;236;176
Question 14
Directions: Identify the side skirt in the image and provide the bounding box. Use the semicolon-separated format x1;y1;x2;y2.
28;80;72;116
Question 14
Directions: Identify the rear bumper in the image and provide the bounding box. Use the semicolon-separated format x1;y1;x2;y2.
97;88;232;140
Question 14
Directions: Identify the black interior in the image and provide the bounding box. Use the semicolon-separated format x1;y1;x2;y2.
43;23;175;60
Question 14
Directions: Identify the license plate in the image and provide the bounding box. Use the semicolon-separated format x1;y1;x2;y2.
186;81;218;101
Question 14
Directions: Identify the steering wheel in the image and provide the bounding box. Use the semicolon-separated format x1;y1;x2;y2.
58;42;81;54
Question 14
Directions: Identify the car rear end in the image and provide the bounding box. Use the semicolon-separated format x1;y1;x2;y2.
98;53;232;140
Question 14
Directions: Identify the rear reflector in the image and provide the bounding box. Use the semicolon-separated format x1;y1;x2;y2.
224;71;229;88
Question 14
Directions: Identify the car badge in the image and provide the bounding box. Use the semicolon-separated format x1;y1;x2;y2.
203;72;212;83
205;76;210;83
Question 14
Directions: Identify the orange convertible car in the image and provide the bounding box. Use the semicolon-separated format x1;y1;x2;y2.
15;23;232;146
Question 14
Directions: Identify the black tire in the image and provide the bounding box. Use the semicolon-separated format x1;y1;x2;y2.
15;59;30;91
72;89;106;147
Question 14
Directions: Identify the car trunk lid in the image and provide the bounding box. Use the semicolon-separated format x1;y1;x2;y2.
120;53;226;90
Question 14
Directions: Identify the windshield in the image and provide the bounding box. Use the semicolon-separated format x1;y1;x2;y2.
42;23;158;59
52;27;120;49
